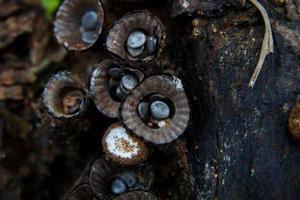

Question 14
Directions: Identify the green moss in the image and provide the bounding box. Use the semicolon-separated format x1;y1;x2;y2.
40;0;60;19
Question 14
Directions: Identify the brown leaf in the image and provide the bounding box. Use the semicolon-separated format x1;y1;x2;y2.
0;54;30;69
0;69;36;86
0;0;21;18
0;12;35;49
0;85;23;100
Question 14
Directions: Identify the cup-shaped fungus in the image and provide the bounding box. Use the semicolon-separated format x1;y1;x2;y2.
121;75;190;144
106;10;166;63
112;190;158;200
102;123;148;165
54;0;104;50
89;59;144;118
65;184;95;200
42;71;88;119
288;103;300;140
89;158;153;199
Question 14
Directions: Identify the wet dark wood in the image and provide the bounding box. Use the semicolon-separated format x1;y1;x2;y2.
174;0;300;199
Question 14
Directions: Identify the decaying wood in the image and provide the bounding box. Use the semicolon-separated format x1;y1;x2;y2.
174;0;300;199
0;12;35;48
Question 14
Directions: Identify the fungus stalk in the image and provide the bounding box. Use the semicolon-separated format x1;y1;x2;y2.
247;0;274;88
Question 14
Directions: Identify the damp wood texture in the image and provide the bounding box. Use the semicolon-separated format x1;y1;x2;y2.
177;0;300;199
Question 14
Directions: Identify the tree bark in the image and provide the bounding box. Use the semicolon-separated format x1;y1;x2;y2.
176;0;300;199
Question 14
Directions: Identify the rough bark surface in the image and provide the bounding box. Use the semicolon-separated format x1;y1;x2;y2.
177;0;300;199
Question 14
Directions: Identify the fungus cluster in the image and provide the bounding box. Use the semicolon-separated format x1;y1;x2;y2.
40;0;191;199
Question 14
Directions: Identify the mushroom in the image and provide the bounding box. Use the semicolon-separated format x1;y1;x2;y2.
102;123;148;165
112;190;158;200
89;158;153;199
121;75;190;144
54;0;104;50
288;103;300;140
42;71;88;119
106;10;166;63
89;59;144;118
65;184;95;200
